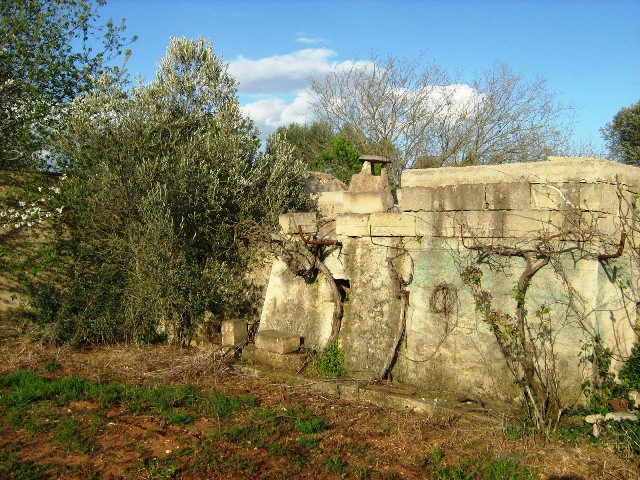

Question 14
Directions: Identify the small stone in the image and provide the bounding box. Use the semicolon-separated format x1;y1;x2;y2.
604;412;638;422
584;414;604;424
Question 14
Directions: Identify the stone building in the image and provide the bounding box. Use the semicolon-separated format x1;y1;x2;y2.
255;156;640;403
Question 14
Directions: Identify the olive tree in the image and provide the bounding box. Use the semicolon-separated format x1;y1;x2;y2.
0;0;135;169
311;55;573;182
43;37;310;345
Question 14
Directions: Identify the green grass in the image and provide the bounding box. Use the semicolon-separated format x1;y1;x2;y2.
0;447;50;480
415;450;538;480
0;369;548;479
53;415;99;453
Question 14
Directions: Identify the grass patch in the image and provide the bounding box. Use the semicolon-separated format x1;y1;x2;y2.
0;447;50;480
415;449;538;480
53;415;99;453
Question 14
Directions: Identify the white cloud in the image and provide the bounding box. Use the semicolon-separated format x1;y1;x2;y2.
426;84;485;120
241;90;314;131
229;48;364;95
296;35;326;45
232;48;482;136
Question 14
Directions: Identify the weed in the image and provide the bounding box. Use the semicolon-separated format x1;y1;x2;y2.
417;448;537;480
6;406;49;435
0;370;50;406
314;340;347;377
0;447;50;480
503;417;535;440
44;361;62;373
354;465;376;479
297;435;320;450
162;408;196;427
293;414;327;434
52;375;89;403
345;440;370;455
324;455;348;475
266;440;290;457
143;457;178;478
480;457;537;479
86;381;124;408
619;344;640;393
552;417;593;446
202;390;258;418
230;453;259;476
53;415;98;453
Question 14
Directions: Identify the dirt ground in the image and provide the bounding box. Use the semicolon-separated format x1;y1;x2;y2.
1;336;639;479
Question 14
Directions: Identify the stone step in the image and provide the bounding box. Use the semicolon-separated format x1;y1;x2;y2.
255;329;300;354
242;345;306;373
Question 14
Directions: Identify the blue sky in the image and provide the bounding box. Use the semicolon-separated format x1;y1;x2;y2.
101;0;640;151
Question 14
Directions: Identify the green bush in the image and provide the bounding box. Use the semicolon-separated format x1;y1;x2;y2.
619;344;640;392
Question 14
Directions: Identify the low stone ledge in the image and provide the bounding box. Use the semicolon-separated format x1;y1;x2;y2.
242;345;306;373
335;214;370;237
255;329;301;354
369;212;416;237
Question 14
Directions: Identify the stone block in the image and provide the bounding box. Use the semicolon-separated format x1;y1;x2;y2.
221;319;247;346
396;186;444;212
415;211;456;238
485;182;530;210
442;184;486;211
342;191;394;214
455;210;504;238
335;214;370;237
579;183;619;214
255;329;301;354
369;212;417;237
322;249;347;280
279;212;317;234
242;345;306;373
502;210;564;238
316;191;344;217
593;213;625;237
530;182;580;210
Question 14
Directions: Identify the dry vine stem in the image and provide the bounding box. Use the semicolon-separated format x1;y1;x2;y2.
460;225;560;430
234;219;345;345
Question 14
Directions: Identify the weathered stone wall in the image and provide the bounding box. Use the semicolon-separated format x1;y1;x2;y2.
259;157;640;402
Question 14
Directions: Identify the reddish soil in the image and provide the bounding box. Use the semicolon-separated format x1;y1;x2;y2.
1;339;639;479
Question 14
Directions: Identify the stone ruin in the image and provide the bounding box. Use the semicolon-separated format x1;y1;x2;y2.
238;156;640;403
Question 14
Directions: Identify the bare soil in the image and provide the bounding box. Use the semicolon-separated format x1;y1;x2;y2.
0;336;639;479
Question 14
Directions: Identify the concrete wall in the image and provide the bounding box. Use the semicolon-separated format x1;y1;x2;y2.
259;157;640;402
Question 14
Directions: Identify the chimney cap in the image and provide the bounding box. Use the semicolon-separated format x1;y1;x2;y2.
358;155;391;164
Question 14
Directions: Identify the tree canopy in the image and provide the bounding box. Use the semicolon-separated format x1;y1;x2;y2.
33;37;310;345
311;54;574;182
271;121;364;184
0;0;135;169
602;100;640;166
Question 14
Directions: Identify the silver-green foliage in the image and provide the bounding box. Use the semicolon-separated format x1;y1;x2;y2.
0;0;135;169
49;37;311;345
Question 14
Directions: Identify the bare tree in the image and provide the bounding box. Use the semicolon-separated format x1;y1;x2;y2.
310;53;453;181
311;56;574;182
